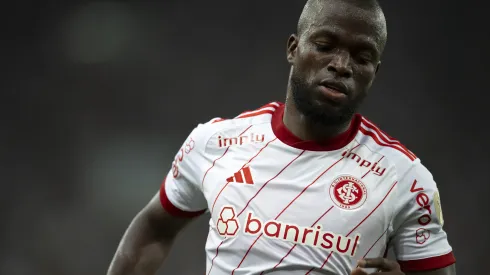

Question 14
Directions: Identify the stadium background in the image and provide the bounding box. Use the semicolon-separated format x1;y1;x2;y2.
1;0;487;274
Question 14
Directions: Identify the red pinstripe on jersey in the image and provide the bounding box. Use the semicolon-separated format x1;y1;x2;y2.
201;125;253;189
262;205;335;274
360;118;417;161
362;227;389;258
166;102;452;274
361;155;385;179
307;180;399;274
231;144;361;274
207;241;225;275
235;149;306;217
208;146;304;275
211;137;277;213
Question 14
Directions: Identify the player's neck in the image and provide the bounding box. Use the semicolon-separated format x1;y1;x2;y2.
283;98;352;143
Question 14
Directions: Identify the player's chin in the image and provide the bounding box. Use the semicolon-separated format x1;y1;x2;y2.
312;97;347;114
306;105;351;125
314;93;360;118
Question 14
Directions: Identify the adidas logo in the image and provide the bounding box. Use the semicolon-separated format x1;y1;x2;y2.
226;166;254;185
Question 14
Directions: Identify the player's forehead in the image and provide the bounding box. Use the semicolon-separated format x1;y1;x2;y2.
303;3;386;51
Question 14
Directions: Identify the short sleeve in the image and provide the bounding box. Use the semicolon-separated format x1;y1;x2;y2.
390;162;456;272
159;125;209;218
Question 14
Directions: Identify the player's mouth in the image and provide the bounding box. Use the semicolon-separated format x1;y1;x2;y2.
318;80;348;101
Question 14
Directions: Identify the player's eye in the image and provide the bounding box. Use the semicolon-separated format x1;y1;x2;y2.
314;42;333;52
357;52;374;64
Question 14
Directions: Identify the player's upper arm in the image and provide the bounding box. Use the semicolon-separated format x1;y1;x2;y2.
390;161;456;273
140;192;197;240
142;124;212;237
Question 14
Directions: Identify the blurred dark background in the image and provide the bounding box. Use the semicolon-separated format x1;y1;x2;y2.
1;0;487;274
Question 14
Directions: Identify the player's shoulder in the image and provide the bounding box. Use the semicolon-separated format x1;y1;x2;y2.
189;101;281;151
354;116;441;200
356;115;418;173
205;101;280;129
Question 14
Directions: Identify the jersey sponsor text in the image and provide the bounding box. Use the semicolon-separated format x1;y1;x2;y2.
218;133;265;148
342;150;386;176
243;210;361;257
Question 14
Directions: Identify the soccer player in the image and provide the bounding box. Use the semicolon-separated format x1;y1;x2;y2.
107;0;457;274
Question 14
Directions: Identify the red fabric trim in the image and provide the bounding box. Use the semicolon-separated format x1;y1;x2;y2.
159;178;206;218
271;103;360;151
398;251;456;272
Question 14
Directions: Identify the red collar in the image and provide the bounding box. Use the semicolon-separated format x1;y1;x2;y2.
271;103;360;151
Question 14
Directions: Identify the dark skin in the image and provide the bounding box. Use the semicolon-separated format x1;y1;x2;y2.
285;1;456;274
107;194;194;275
107;1;456;274
284;0;385;142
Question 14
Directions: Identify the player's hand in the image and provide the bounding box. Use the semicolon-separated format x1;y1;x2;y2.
350;258;404;274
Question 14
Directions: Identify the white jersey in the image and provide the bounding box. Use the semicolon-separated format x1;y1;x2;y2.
160;102;455;275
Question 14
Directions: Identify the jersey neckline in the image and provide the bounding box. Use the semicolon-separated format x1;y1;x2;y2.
271;103;361;151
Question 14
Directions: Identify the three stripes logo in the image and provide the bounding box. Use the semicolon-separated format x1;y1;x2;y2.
226;166;254;185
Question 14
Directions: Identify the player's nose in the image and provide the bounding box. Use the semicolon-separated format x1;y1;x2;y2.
327;50;353;78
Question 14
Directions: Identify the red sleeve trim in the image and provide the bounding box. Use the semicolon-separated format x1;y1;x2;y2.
398;251;456;272
159;178;206;218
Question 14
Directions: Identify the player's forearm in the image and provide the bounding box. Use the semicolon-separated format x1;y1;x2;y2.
107;211;174;275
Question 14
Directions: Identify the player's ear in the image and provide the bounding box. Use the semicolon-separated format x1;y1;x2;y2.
287;34;298;64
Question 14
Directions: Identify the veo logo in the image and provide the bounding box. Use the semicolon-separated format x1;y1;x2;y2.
216;206;240;237
410;179;433;244
410;179;433;226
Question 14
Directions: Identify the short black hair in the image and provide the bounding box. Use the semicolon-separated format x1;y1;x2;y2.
297;0;385;37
